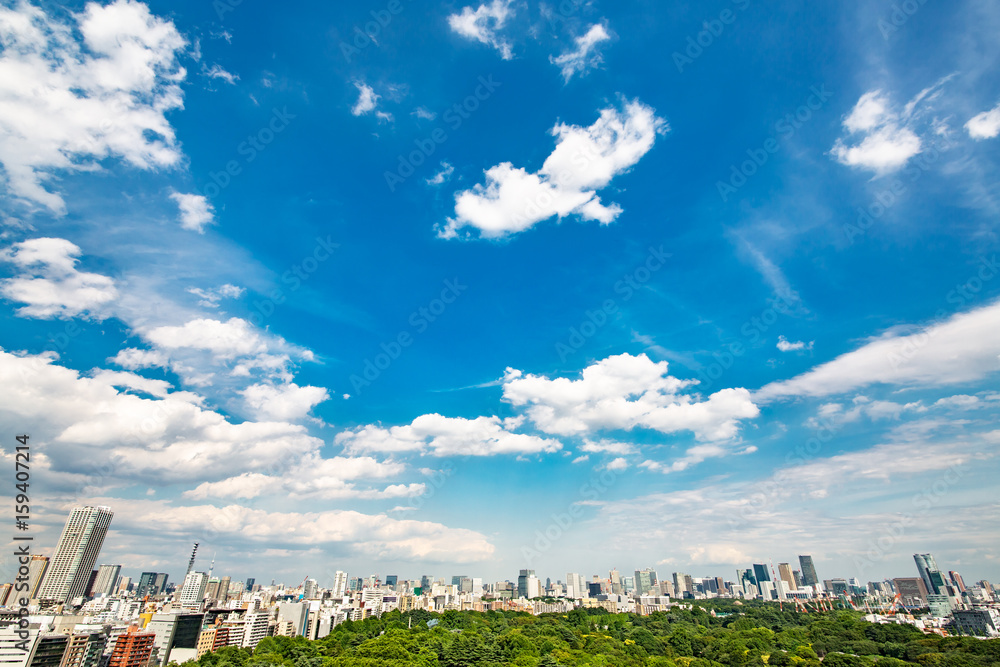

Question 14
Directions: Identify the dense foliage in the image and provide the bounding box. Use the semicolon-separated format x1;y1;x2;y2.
178;602;1000;667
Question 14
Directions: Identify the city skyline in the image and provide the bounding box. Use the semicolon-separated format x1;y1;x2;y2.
1;0;1000;584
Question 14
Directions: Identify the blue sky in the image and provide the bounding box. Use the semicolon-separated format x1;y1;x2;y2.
1;0;999;589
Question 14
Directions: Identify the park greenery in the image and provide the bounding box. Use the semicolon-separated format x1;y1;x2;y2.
177;601;1000;667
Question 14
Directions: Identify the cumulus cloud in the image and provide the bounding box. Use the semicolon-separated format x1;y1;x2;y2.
0;349;320;484
966;104;1000;140
240;382;329;421
757;299;1000;402
336;414;563;457
439;99;666;239
447;0;515;60
831;90;922;173
84;497;496;563
351;81;380;116
502;353;759;442
112;316;314;386
0;237;117;319
0;0;187;213
169;193;215;232
550;23;611;82
183;454;414;501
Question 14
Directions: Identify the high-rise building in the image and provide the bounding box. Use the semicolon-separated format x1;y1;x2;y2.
244;578;255;591
752;564;771;586
798;555;819;587
153;573;169;595
777;563;796;591
419;575;432;591
137;573;158;598
792;570;803;589
178;572;207;609
146;613;203;666
38;506;114;604
893;577;930;606
92;565;122;598
672;572;689;596
950;571;967;592
27;555;49;599
218;576;231;602
635;569;657;596
84;571;99;597
384;575;398;589
914;554;946;595
332;571;348;596
517;570;535;599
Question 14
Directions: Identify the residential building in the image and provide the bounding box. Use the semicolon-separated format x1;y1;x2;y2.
38;507;114;604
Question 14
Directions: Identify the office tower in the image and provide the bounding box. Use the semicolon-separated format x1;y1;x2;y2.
92;565;122;598
420;575;432;591
332;571;348;596
245;578;255;590
38;506;114;603
384;575;398;589
752;564;771;586
108;628;155;667
153;573;169;595
798;555;819;587
116;576;131;595
204;579;221;601
27;555;50;599
178;572;207;609
634;569;656;596
777;563;796;591
218;576;231;601
950;571;967;592
893;577;929;606
673;572;690;596
914;554;947;595
565;573;585;598
517;570;535;599
137;573;157;597
609;569;622;594
793;570;803;589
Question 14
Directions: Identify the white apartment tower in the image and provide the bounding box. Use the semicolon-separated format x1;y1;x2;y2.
37;506;114;603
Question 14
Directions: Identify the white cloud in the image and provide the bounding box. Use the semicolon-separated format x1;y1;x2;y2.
240;382;329;421
0;237;117;319
966;104;1000;139
187;283;244;308
351;81;380;116
0;349;320;484
776;336;813;352
757;300;1000;402
82;497;496;563
170;193;215;232
831;90;922;173
112;316;314;387
183;454;413;501
933;394;981;409
336;413;563;458
440;99;666;239
579;439;636;455
0;0;187;213
604;457;628;471
447;0;515;60
203;63;238;85
550;23;611;82
502;353;759;442
412;107;437;121
426;161;454;186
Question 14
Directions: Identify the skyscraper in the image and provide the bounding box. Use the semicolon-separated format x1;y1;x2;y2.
752;564;771;584
914;554;947;595
27;555;49;599
179;572;207;609
798;555;819;587
38;506;114;604
777;563;796;591
517;569;535;599
92;565;122;598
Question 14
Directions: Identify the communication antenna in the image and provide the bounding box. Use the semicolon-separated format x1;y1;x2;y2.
186;543;199;576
